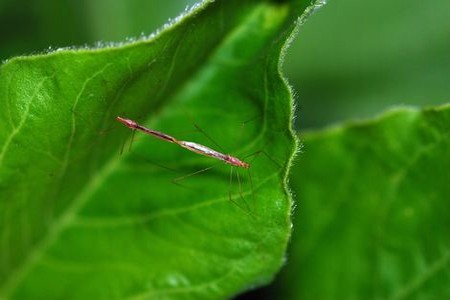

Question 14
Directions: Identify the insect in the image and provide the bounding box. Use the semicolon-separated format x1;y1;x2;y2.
116;116;250;169
116;115;280;216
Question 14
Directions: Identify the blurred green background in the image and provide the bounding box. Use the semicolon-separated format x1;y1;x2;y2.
286;0;450;129
1;0;449;130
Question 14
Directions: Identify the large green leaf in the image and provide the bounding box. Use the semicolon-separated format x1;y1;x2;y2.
275;104;450;299
0;0;317;298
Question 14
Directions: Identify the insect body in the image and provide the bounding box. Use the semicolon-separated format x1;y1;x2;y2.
116;116;250;169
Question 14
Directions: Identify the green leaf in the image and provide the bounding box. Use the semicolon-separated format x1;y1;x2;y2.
0;0;316;298
275;104;450;299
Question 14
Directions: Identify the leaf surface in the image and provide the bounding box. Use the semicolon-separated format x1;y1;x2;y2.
276;104;450;299
0;0;315;298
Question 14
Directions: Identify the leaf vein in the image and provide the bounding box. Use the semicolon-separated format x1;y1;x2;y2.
0;77;49;167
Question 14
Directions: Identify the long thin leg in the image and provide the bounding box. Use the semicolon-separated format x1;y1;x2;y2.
119;134;127;155
229;165;234;203
236;169;251;213
171;165;217;188
178;104;225;152
128;129;137;152
134;155;180;173
228;167;257;218
247;168;256;207
229;114;262;151
193;123;225;152
244;150;282;169
231;149;280;219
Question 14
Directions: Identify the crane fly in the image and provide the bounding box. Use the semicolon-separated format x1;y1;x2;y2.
116;116;250;169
